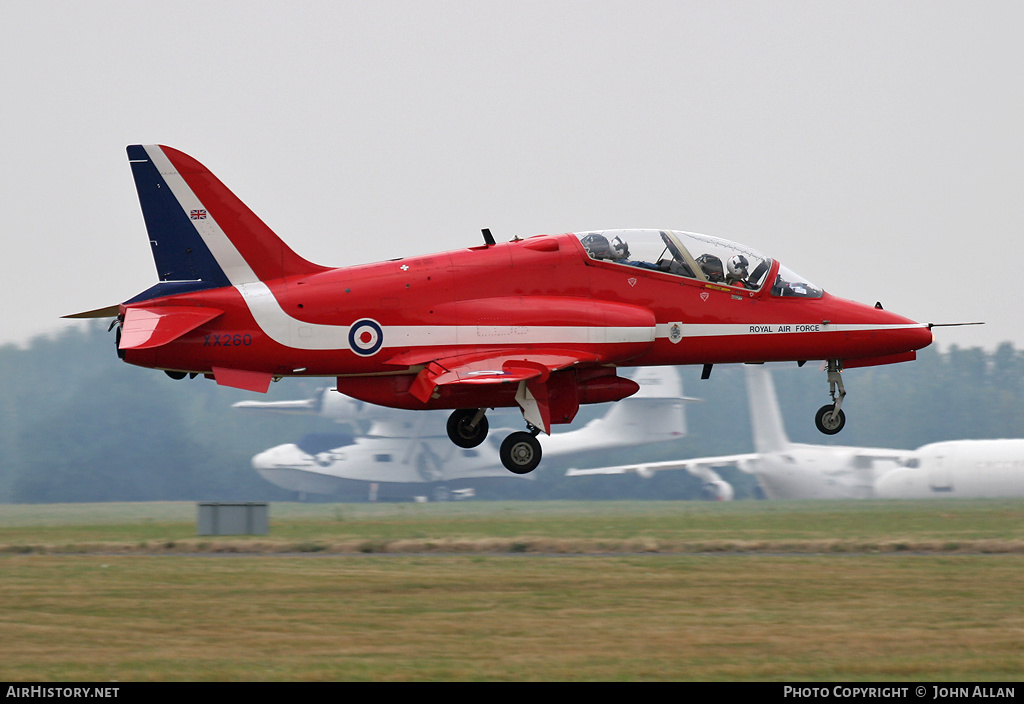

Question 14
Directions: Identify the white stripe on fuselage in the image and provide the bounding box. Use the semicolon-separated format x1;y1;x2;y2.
655;322;927;337
237;286;922;350
144;145;924;353
238;282;654;350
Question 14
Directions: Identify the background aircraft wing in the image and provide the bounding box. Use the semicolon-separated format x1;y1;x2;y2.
567;454;753;500
566;453;759;479
233;398;320;414
845;449;914;462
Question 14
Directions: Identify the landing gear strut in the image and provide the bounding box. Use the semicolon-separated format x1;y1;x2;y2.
814;359;846;435
446;408;489;448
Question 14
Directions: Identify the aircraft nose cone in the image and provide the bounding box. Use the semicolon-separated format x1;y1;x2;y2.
825;297;935;364
871;306;934;353
916;325;935;350
251;444;301;470
251;449;275;470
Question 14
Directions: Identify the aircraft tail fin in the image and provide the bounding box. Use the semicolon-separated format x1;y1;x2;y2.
600;396;687;444
744;365;790;453
540;367;692;457
125;145;328;300
629;365;685;400
582;366;691;444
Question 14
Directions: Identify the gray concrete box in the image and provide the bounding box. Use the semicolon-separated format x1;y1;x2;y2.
197;502;269;535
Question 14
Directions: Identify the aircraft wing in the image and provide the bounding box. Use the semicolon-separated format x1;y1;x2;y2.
567;453;759;479
404;349;604;433
405;349;601;397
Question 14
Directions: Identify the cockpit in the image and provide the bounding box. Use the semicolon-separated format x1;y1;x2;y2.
575;229;822;298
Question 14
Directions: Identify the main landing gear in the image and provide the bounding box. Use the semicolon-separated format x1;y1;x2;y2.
446;409;543;475
499;428;543;475
814;359;846;435
446;408;489;448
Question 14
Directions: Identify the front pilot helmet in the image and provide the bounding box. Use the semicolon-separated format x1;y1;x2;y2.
727;254;749;277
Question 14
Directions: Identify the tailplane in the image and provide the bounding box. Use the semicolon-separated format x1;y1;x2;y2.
125;145;328;301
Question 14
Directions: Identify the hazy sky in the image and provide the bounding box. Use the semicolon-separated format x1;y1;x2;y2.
4;1;1021;352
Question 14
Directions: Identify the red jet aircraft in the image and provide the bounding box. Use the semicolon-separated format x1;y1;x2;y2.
68;145;935;474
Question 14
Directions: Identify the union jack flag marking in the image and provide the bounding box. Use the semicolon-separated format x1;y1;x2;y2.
190;209;207;220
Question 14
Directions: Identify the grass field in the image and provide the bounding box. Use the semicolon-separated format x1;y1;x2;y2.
0;500;1022;681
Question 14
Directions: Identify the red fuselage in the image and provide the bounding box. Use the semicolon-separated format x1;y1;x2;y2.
121;232;932;415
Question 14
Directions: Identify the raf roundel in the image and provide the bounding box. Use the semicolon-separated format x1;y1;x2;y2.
348;318;384;356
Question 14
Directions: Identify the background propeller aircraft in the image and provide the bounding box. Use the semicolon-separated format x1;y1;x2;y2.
236;366;690;500
67;145;934;474
570;365;1024;500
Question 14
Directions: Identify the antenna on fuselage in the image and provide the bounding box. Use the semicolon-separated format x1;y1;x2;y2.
481;228;496;246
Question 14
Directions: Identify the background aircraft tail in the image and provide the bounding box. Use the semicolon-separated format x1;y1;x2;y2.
125;145;328;301
744;365;790;453
543;366;691;455
594;366;690;443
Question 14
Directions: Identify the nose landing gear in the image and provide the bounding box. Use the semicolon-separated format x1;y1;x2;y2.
814;359;846;435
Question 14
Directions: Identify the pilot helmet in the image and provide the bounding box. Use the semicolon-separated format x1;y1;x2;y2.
581;233;612;259
727;254;749;277
609;236;630;260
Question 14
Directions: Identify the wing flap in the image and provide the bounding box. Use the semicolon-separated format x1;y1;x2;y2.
119;306;223;350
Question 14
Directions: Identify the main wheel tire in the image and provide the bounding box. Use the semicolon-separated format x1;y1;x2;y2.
500;432;542;474
814;405;846;435
446;409;489;448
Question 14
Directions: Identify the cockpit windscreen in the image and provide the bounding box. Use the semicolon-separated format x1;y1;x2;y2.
576;229;823;298
576;229;774;291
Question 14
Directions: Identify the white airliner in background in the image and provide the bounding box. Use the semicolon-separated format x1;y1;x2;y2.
569;365;1024;500
874;439;1024;498
238;367;692;500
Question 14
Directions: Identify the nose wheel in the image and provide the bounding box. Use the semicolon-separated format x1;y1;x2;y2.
815;404;846;434
446;408;489;448
814;359;847;435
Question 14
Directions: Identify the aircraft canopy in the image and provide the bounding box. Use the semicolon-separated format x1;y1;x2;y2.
575;229;822;298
